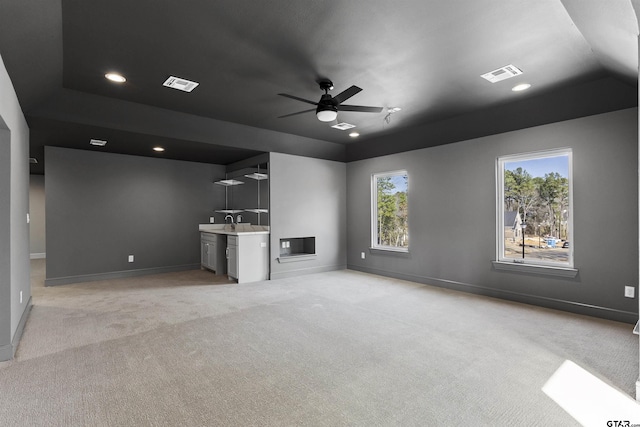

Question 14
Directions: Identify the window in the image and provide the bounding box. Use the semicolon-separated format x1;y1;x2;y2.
497;149;572;268
371;170;408;251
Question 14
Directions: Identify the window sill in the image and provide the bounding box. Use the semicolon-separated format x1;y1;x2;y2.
369;247;410;257
492;261;578;278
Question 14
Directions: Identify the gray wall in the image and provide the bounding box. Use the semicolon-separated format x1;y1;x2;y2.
29;175;46;256
0;52;31;361
347;108;638;323
0;126;11;359
270;153;347;279
45;147;226;285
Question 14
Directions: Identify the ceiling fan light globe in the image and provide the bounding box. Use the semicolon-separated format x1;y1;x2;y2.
317;110;338;122
316;101;338;122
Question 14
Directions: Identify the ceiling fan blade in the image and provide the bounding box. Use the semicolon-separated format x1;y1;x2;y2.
337;105;384;113
332;85;362;104
278;93;318;106
277;108;316;119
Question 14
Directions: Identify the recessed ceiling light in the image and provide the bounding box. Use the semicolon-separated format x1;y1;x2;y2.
105;73;126;83
512;83;531;92
153;146;165;152
349;132;360;138
89;139;107;146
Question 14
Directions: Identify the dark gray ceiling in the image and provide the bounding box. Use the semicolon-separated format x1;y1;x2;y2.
0;0;638;174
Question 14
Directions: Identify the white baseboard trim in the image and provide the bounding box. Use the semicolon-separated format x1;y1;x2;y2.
44;264;200;286
348;264;637;324
30;253;45;259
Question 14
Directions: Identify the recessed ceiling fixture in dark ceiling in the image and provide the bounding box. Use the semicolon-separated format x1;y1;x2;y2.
105;73;126;83
512;83;532;92
89;139;107;146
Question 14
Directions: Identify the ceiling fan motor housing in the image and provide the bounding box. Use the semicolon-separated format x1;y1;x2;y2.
318;79;334;92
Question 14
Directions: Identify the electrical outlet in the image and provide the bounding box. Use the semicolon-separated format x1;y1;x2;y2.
128;255;134;263
625;286;635;298
209;216;215;223
361;252;365;259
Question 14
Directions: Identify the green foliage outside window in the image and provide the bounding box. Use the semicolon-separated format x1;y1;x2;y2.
374;173;408;249
500;150;571;266
505;167;569;239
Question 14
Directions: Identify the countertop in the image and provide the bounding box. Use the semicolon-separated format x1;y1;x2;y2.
199;224;270;236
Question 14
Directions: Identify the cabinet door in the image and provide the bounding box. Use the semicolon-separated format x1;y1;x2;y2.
207;241;217;271
227;244;238;279
201;233;218;271
201;241;209;268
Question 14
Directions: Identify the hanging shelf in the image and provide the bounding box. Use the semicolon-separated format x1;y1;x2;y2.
215;209;244;214
213;171;267;222
244;173;268;181
215;178;244;214
214;179;245;186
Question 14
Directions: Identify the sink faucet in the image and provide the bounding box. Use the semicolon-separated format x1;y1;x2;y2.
224;214;234;224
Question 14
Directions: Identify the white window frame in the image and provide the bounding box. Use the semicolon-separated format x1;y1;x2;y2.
371;170;409;253
496;148;574;270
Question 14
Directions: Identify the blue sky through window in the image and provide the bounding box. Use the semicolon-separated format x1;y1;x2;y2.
505;156;568;178
387;174;407;194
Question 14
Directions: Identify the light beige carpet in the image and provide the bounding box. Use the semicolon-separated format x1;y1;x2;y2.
0;259;638;426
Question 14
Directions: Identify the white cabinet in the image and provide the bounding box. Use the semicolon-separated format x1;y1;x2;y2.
200;226;269;284
227;236;239;279
201;238;214;270
200;232;226;274
226;234;269;283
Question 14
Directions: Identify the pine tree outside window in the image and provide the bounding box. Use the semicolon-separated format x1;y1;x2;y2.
371;170;408;251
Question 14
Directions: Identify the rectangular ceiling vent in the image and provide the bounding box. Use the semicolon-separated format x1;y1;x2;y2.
89;139;107;146
481;65;523;83
29;157;38;164
163;76;199;92
331;122;356;131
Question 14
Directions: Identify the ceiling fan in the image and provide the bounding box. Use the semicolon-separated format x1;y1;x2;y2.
278;79;383;122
